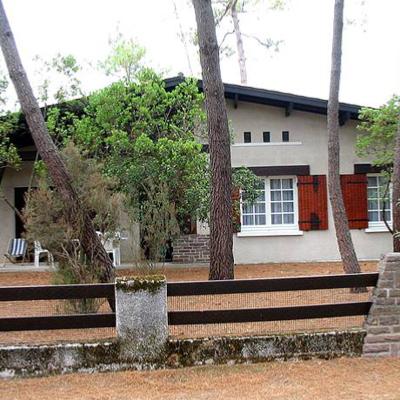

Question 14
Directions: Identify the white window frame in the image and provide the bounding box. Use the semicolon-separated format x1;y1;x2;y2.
238;176;302;237
366;173;392;233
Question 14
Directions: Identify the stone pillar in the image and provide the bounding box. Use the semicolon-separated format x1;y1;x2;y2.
115;275;168;362
363;253;400;357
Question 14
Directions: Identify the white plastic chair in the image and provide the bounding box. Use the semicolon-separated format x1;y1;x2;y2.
34;241;54;268
96;232;121;267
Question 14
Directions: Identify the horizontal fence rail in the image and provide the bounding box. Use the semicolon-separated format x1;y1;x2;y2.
0;283;115;301
168;302;372;325
0;313;116;332
167;273;379;297
0;283;116;332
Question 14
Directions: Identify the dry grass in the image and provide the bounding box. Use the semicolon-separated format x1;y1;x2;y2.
0;357;399;399
0;261;379;344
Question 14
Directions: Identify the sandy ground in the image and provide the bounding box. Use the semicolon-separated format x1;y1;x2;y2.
0;261;379;344
0;260;379;285
0;357;399;400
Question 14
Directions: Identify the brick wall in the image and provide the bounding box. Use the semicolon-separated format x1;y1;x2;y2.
173;234;210;263
363;253;400;357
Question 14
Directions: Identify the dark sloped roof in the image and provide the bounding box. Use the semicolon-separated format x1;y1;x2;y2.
164;76;362;121
11;76;364;151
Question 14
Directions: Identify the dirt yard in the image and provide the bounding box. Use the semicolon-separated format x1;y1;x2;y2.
0;261;379;344
0;260;379;285
0;357;399;400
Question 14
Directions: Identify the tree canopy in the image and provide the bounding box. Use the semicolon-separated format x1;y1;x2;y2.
357;95;400;170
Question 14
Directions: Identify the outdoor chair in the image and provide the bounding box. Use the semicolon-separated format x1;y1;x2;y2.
34;241;54;269
3;238;28;265
96;231;121;267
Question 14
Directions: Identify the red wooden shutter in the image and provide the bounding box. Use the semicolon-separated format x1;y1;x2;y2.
232;187;241;233
340;174;368;229
298;175;328;231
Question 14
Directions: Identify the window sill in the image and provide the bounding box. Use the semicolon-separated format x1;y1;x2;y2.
365;226;392;233
237;229;304;237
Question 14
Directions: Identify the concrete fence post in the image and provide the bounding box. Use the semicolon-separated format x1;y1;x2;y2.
363;253;400;357
115;275;168;362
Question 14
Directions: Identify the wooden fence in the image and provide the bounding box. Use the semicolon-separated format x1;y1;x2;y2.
0;283;115;332
167;273;379;326
0;272;379;333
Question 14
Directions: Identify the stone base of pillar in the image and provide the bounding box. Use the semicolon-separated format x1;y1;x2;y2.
363;253;400;357
115;275;168;362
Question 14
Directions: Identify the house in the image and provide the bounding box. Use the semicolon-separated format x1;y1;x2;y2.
166;77;392;264
0;77;392;265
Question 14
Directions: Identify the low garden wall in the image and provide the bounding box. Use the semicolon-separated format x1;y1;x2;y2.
0;330;365;378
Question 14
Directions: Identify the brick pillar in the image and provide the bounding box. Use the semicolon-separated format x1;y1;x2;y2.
363;253;400;357
115;275;168;362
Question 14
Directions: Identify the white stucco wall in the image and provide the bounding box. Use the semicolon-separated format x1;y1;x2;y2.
0;160;140;264
226;99;392;263
0;161;34;261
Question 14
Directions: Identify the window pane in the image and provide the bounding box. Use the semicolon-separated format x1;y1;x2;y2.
368;200;378;210
243;215;254;225
283;202;294;212
271;203;282;213
282;190;293;201
282;179;293;189
368;188;378;198
243;204;253;214
368;211;378;222
383;210;391;222
271;191;281;201
271;214;282;224
255;215;266;225
283;214;294;224
368;176;377;186
270;179;281;189
255;203;265;213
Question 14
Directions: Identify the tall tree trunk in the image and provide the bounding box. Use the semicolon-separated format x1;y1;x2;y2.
392;117;400;251
230;0;247;84
0;0;114;283
327;0;361;274
192;0;234;280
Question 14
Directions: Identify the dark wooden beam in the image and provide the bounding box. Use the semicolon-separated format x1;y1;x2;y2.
0;283;115;301
0;313;115;332
167;272;378;296
233;93;239;109
168;302;372;325
354;163;387;174
0;167;4;186
285;102;293;117
339;111;351;126
243;165;310;177
18;150;38;161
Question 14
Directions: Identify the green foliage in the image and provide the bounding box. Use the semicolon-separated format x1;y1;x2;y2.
98;32;146;84
0;113;20;170
24;142;125;284
33;53;83;104
73;70;206;155
0;73;20;170
357;95;400;169
233;166;262;203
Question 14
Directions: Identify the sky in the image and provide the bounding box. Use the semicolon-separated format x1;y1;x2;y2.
2;0;400;108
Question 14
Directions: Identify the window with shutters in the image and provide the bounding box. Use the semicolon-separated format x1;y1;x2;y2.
367;174;392;230
239;176;301;236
